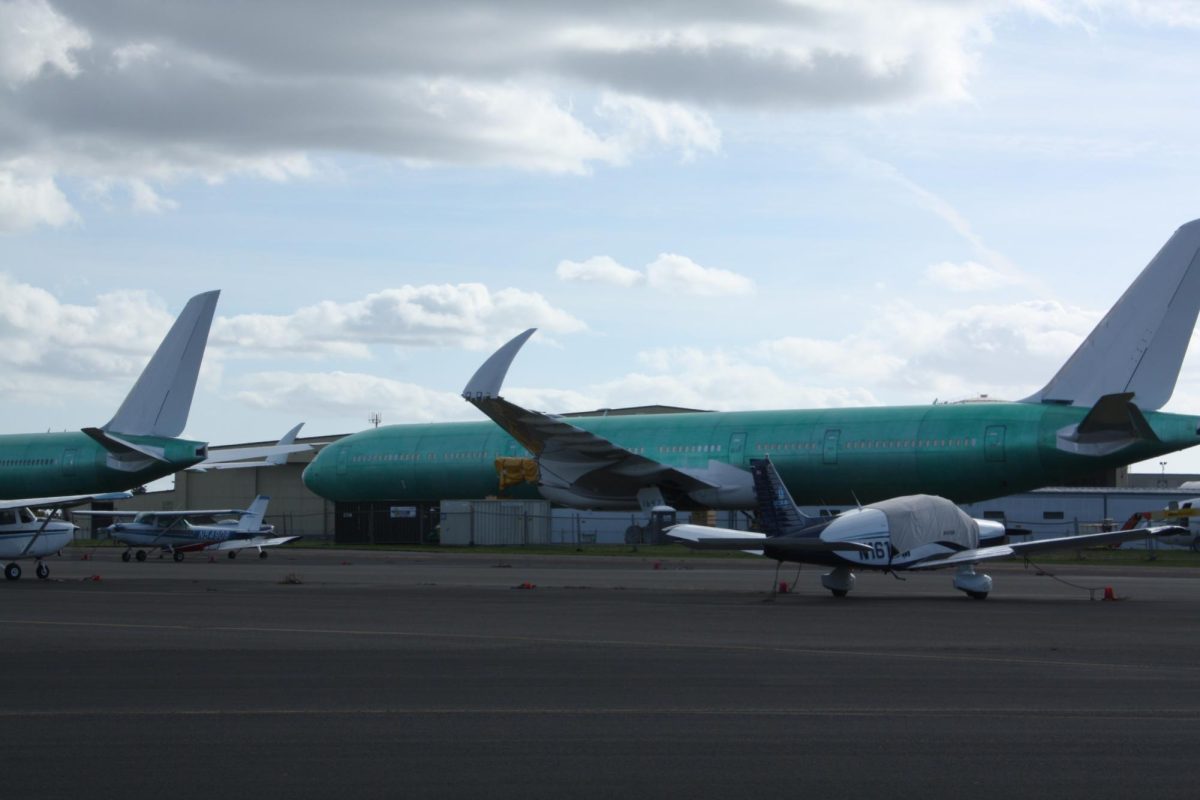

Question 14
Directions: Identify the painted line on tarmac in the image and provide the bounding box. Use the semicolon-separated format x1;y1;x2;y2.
2;616;1197;674
0;706;1198;722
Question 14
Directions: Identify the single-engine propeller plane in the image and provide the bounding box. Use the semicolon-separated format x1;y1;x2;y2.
667;457;1184;599
0;492;131;580
75;495;299;562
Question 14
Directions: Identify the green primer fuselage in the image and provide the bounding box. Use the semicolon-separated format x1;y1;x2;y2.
303;402;1200;508
0;432;206;499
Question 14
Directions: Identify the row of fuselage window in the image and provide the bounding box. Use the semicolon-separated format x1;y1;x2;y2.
348;437;981;464
0;458;54;468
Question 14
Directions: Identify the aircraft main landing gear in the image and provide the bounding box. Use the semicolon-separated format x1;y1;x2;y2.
258;551;268;559
35;561;49;580
228;551;237;560
4;562;21;581
821;567;856;598
172;551;185;563
953;564;992;600
121;550;132;562
135;550;147;562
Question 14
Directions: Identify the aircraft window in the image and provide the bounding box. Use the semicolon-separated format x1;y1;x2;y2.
0;510;16;525
20;508;35;523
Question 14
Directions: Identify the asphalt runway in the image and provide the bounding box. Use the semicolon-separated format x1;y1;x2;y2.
2;548;1199;799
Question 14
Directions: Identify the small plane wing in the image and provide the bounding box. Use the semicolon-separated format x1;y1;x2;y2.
211;536;301;551
190;423;313;472
908;525;1186;570
71;507;248;518
667;524;874;556
0;491;133;512
462;329;718;496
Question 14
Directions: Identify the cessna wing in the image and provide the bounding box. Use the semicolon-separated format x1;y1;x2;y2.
0;492;132;512
72;507;249;519
908;525;1187;570
462;329;750;508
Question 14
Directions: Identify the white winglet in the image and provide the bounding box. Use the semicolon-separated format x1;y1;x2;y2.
462;329;536;400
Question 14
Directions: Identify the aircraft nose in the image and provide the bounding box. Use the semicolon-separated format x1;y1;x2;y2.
301;455;324;495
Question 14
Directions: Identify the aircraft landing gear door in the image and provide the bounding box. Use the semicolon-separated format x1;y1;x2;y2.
985;426;1006;462
823;429;841;465
728;432;747;465
61;448;77;478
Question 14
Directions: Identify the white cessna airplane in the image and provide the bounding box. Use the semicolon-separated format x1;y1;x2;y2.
77;495;299;562
0;492;131;581
667;457;1184;599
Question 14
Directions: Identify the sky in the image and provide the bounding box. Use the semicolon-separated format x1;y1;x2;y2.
3;0;1200;475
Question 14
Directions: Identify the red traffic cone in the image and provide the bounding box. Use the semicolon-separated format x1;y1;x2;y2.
1103;586;1117;601
779;582;789;594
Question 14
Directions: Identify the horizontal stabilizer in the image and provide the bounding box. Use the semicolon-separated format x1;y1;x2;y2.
1055;393;1160;456
213;536;300;551
81;427;168;462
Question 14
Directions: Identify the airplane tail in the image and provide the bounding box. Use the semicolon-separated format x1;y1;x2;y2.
102;290;220;437
1022;219;1200;410
238;495;270;532
749;457;812;536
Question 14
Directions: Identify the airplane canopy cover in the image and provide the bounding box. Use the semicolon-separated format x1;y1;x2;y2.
869;494;980;554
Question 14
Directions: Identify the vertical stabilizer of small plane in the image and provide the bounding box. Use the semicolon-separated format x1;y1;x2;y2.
1023;219;1200;410
238;495;270;532
749;457;811;536
103;290;220;437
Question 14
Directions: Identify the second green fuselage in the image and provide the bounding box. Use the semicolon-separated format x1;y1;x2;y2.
303;402;1200;508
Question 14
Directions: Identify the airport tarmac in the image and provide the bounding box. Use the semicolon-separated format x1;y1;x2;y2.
3;547;1200;799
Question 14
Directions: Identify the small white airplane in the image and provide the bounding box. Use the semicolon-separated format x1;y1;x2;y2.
76;495;300;562
667;457;1184;599
0;492;132;581
189;423;313;471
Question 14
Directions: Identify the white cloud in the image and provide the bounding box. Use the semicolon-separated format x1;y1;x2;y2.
557;252;754;296
0;0;1079;226
212;283;586;357
0;167;77;232
556;256;644;287
645;253;755;296
236;371;473;423
0;0;90;86
925;260;1027;292
128;178;178;214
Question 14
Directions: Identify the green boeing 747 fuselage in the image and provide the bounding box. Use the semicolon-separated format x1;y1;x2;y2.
0;432;206;499
302;402;1200;508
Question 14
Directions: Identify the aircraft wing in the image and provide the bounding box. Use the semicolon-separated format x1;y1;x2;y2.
908;525;1186;570
0;492;132;511
667;524;873;557
462;330;720;498
211;536;301;551
72;507;247;518
190;423;314;471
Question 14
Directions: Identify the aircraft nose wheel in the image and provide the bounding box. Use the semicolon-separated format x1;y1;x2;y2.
135;550;147;562
4;562;21;581
228;551;237;559
35;562;49;580
121;550;132;563
172;551;185;563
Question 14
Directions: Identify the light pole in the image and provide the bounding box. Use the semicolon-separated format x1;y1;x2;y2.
1159;461;1168;488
